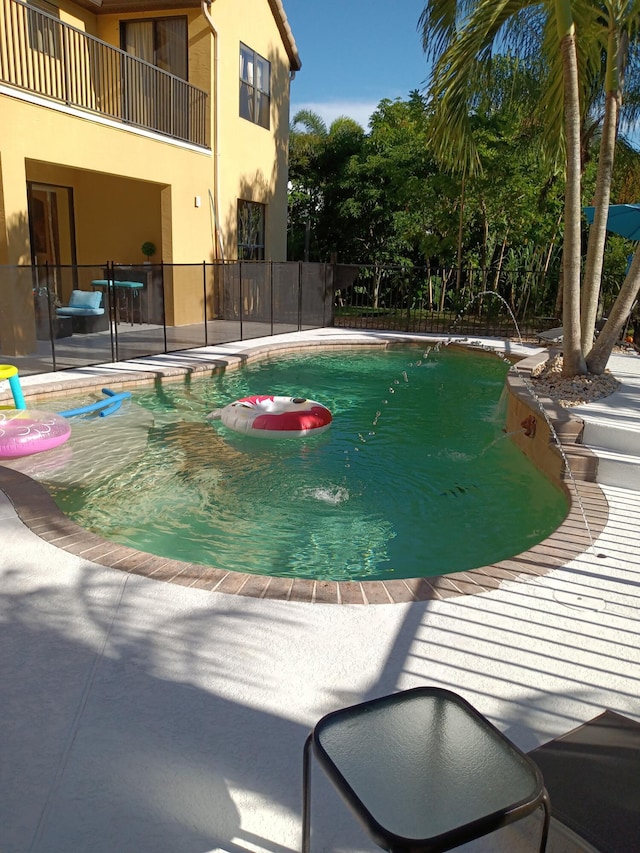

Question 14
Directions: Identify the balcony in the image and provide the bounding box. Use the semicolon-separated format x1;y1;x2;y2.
0;0;209;147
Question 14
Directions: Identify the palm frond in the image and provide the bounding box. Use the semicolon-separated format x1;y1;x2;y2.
291;109;328;137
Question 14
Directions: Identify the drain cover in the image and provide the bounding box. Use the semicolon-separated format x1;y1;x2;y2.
553;590;606;611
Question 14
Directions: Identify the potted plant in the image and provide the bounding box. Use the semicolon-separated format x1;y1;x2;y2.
141;241;156;263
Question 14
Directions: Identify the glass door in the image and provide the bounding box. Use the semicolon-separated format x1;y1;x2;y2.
27;183;76;336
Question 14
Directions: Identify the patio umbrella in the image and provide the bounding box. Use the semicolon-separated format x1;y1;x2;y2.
583;203;640;241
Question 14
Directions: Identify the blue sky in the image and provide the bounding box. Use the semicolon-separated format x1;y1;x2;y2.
283;0;431;131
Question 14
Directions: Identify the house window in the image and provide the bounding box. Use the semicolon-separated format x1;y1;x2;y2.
240;43;270;129
121;17;188;80
238;200;265;260
27;0;60;58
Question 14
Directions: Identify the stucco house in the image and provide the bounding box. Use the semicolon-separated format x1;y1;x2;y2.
0;0;301;352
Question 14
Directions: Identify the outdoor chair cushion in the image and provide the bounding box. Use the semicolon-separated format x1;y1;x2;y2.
57;290;104;316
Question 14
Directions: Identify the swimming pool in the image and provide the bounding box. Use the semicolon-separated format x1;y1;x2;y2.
29;345;568;582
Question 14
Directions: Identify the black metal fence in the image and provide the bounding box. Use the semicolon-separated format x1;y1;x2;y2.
0;260;569;376
333;264;561;339
0;261;335;375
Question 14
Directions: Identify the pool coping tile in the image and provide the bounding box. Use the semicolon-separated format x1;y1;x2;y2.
0;459;608;604
0;337;611;604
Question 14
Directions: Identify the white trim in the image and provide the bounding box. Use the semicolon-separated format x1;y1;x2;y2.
0;83;212;156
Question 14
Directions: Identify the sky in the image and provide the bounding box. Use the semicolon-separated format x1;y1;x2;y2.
283;0;431;131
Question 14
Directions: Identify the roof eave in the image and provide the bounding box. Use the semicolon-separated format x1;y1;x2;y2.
268;0;302;72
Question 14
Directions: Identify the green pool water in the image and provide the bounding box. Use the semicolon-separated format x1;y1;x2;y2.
45;346;568;581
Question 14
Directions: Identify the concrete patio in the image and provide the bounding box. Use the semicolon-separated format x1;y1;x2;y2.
1;330;639;853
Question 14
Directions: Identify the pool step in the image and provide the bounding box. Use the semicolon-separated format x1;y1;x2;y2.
574;417;640;491
582;419;640;457
553;427;640;491
586;446;640;491
559;444;599;482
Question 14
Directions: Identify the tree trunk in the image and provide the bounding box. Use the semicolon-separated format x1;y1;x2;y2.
543;214;562;314
558;23;587;376
439;268;451;313
586;249;640;373
553;264;563;317
455;171;466;291
493;232;508;292
373;268;382;309
581;35;620;351
480;198;488;275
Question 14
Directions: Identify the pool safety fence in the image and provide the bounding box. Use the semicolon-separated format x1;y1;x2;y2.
0;261;334;375
1;260;575;375
333;264;559;339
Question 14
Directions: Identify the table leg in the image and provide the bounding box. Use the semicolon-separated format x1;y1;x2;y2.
302;734;313;853
539;789;551;853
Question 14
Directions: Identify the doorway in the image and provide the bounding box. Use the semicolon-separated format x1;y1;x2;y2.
27;182;77;336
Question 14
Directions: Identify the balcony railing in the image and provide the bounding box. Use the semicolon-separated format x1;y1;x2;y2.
0;0;209;147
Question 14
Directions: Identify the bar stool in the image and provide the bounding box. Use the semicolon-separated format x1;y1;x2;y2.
302;687;550;852
91;280;145;325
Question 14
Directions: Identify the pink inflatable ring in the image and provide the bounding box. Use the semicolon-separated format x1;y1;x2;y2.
214;395;332;438
0;409;71;458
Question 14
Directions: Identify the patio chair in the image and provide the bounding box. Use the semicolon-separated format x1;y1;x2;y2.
528;710;640;853
536;326;564;344
536;317;608;346
56;289;109;333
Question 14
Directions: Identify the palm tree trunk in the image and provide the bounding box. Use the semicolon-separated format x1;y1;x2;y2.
455;170;466;291
581;31;621;351
586;249;640;373
558;17;587;377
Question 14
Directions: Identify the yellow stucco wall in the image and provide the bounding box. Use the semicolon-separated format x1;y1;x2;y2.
0;95;214;265
55;1;96;32
0;0;295;345
93;0;293;261
211;0;291;261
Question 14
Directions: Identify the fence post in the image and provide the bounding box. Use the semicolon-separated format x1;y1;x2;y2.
270;261;274;337
107;260;117;362
160;264;167;353
297;261;303;332
202;260;208;346
239;261;243;341
43;262;58;371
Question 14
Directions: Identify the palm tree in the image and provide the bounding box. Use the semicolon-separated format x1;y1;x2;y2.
290;109;329;138
581;1;640;359
419;0;640;376
289;110;329;260
289;111;365;261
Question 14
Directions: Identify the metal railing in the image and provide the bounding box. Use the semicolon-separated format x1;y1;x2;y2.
0;261;334;375
0;260;571;376
0;0;209;146
333;264;561;340
2;258;632;381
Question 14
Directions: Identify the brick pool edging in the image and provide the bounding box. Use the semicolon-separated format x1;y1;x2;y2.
0;337;609;604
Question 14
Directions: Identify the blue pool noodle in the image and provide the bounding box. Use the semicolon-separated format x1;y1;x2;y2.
99;388;125;416
58;389;131;418
98;399;123;417
9;373;26;410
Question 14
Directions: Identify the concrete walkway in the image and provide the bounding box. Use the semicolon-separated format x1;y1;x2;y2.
2;331;640;853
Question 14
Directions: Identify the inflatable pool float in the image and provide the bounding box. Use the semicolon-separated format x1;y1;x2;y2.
0;409;71;458
211;395;332;438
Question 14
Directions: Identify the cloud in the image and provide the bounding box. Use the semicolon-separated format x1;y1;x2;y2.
290;100;378;131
